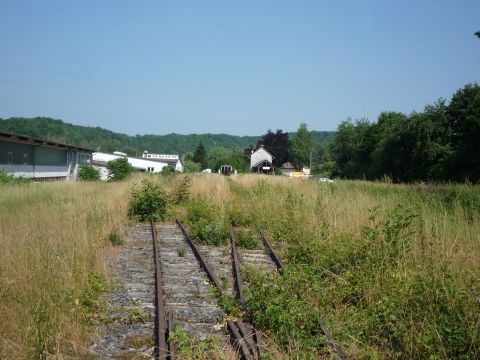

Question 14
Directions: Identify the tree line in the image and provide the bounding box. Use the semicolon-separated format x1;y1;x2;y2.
329;83;480;182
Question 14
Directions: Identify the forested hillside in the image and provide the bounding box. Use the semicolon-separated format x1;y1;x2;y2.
0;117;334;156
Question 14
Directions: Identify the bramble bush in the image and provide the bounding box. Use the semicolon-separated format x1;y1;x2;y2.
128;179;169;222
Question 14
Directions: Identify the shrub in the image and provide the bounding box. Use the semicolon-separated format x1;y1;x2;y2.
235;228;261;249
0;170;29;184
108;231;124;245
188;219;229;245
172;176;191;204
78;165;100;181
107;158;133;181
186;198;217;224
128;179;169;222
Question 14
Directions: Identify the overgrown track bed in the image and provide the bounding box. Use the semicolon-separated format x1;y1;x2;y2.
154;222;229;358
91;224;156;359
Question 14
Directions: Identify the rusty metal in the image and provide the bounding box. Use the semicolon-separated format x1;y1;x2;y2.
236;320;257;358
320;324;347;360
167;311;175;359
227;320;253;360
175;219;223;294
151;221;168;359
231;229;246;306
260;231;284;272
253;330;263;358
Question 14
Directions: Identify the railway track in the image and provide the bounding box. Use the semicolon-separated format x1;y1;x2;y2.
97;219;345;359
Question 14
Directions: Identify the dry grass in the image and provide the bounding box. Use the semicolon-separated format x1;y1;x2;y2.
0;180;132;359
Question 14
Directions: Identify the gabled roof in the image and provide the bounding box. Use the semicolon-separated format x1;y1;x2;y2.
251;145;275;159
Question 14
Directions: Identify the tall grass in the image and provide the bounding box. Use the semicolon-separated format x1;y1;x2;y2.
0;180;131;358
178;174;480;359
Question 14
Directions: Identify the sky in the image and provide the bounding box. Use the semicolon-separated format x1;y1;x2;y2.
0;1;479;136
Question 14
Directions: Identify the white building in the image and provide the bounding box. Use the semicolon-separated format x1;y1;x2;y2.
249;146;275;174
142;151;184;172
92;152;169;180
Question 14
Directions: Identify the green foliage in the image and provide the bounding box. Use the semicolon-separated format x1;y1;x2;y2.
108;231;124;246
183;160;201;173
169;327;222;359
245;267;326;358
257;129;291;167
177;246;187;257
235;228;261;249
78;165;100;181
206;146;248;172
188;220;229;246
330;83;480;182
161;166;173;176
172;176;192;204
291;123;315;169
128;179;169;222
0;170;29;184
106;158;133;181
185;198;229;245
193;142;207;169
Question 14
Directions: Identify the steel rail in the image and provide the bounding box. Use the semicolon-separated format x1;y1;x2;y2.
151;221;169;360
230;229;246;306
260;231;285;272
175;219;223;294
227;320;253;360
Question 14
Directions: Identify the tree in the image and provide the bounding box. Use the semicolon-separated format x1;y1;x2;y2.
291;123;315;169
183;160;201;173
107;158;133;180
257;129;290;167
446;83;480;181
193;142;207;169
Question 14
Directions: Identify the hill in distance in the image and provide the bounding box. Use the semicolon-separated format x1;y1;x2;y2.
0;117;335;156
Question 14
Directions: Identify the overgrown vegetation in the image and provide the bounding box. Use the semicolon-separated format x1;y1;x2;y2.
0;169;30;184
128;179;169;222
107;157;133;181
0;179;130;358
78;165;100;181
175;175;480;359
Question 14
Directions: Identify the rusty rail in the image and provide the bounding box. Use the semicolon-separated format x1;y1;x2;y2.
230;229;246;306
260;231;284;272
175;219;223;294
151;221;169;360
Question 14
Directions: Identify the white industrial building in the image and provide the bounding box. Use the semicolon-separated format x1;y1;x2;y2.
142;151;184;172
92;152;169;180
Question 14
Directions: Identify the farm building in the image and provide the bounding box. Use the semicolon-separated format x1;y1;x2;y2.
142;151;184;172
0;131;92;181
92;152;170;180
249;146;275;174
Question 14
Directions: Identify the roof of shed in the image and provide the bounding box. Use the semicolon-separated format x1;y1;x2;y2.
0;131;93;152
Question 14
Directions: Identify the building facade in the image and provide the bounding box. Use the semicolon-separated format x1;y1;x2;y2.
142;151;184;172
0;131;92;181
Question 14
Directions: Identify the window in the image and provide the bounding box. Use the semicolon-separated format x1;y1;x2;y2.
23;153;28;164
7;152;13;164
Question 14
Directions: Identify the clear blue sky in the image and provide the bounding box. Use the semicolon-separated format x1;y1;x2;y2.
0;1;479;136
